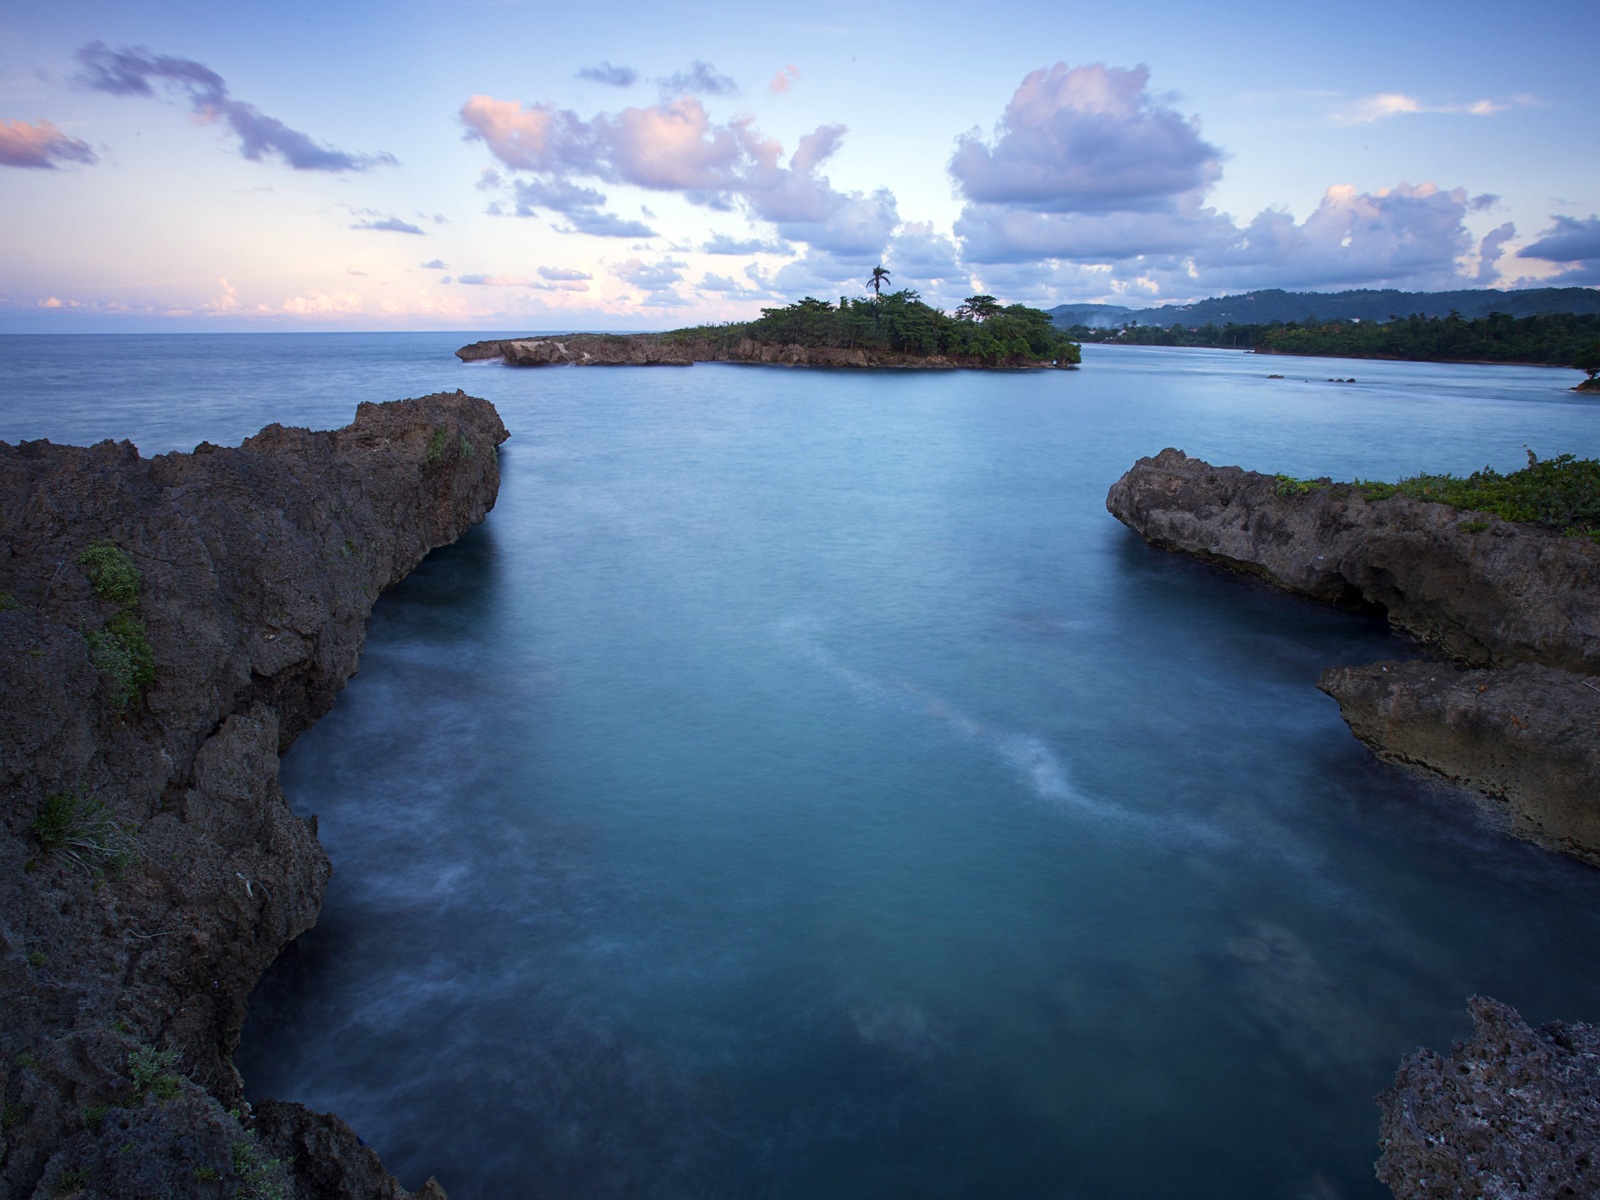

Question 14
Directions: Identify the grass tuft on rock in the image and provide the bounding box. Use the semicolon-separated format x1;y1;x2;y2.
78;539;141;605
33;792;137;876
85;612;156;710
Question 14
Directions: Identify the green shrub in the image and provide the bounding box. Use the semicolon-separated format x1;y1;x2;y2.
193;1166;220;1183
82;1106;109;1133
78;540;140;605
128;1045;183;1102
0;591;18;611
232;1132;289;1200
1359;450;1600;539
1272;474;1330;498
26;949;46;966
2;1101;26;1129
52;1167;88;1196
33;792;137;875
86;612;155;710
426;427;448;462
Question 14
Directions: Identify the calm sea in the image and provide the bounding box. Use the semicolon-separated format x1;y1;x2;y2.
6;334;1600;1199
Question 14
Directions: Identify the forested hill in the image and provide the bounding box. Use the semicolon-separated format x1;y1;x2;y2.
1050;287;1600;330
1064;310;1600;368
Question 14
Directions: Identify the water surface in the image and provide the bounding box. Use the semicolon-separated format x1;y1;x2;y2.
6;337;1599;1199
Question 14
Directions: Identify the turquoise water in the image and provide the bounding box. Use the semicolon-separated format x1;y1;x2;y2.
6;336;1600;1198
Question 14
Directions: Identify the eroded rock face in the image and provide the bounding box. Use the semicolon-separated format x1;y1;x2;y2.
1105;447;1600;864
1377;998;1600;1198
1105;447;1600;673
1;392;506;1199
1319;661;1600;864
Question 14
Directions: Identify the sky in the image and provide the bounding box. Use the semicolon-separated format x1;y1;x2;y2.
2;0;1597;331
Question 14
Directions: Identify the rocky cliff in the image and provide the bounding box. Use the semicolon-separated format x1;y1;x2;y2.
1107;448;1600;1195
1105;447;1600;863
1377;998;1600;1198
456;333;1074;369
0;392;508;1199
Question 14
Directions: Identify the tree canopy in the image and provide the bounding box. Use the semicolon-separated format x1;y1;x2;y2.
1063;310;1600;368
667;290;1081;366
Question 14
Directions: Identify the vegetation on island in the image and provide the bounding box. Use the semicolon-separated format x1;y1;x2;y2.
1064;310;1600;369
665;284;1082;366
1274;450;1600;541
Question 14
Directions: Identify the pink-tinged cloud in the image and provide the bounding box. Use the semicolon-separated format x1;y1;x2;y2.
461;94;897;257
459;96;596;173
0;118;97;169
537;266;593;281
1332;92;1531;123
457;274;535;286
770;66;800;95
950;63;1223;212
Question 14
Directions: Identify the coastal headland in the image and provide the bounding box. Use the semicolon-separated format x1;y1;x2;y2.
0;392;508;1199
1106;447;1600;860
457;332;1077;370
1107;447;1600;1193
457;291;1083;371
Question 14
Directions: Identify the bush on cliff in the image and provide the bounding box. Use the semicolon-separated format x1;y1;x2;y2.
1358;450;1600;540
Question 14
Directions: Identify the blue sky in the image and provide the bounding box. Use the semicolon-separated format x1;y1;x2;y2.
2;0;1596;330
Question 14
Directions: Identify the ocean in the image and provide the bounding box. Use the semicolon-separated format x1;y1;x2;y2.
6;334;1600;1198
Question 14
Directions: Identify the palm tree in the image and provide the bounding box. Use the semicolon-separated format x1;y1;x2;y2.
869;265;891;299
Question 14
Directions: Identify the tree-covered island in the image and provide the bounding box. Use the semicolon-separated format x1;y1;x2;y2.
458;279;1082;369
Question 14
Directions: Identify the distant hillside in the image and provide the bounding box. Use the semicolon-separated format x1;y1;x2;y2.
1049;287;1600;330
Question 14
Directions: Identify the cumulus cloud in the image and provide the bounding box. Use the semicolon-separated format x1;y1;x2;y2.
770;66;800;95
611;257;685;289
461;93;896;257
951;62;1513;296
352;216;424;234
537;266;593;281
696;271;768;296
556;208;656;237
950;63;1223;212
421;259;449;269
280;290;362;314
578;62;637;87
885;222;969;291
1517;214;1600;285
0;118;97;168
703;233;789;255
76;41;394;171
457;274;533;286
1475;221;1516;284
657;61;738;97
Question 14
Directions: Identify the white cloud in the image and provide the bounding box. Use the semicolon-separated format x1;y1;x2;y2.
1332;91;1533;123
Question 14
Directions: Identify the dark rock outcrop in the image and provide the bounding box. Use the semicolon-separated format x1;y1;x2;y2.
1377;998;1600;1198
457;333;1074;369
1;392;508;1198
1319;661;1600;864
1105;447;1600;673
1105;447;1600;863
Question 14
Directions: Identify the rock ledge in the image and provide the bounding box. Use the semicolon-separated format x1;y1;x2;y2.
1;392;508;1199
